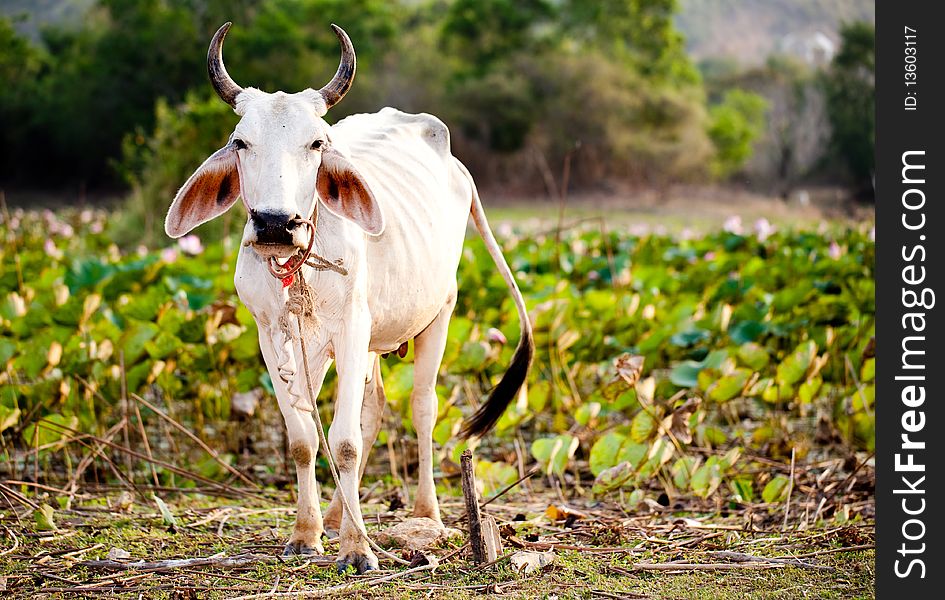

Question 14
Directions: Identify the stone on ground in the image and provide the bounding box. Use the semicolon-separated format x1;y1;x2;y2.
376;517;462;551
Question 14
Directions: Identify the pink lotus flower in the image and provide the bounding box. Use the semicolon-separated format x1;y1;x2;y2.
178;235;203;255
723;216;743;234
754;218;775;242
828;241;842;260
49;220;74;237
44;239;63;260
486;327;507;345
161;247;179;263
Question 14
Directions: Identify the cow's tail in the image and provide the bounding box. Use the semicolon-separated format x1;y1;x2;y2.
455;160;534;439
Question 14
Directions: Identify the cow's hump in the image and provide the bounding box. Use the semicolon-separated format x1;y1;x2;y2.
333;107;451;158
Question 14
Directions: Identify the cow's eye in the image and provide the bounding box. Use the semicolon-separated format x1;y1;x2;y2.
310;139;324;150
232;138;247;150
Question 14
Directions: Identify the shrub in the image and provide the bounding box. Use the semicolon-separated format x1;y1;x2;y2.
116;92;236;247
707;89;768;178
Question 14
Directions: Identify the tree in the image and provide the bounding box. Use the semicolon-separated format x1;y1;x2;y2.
560;0;700;85
440;0;554;77
822;21;874;196
0;17;47;183
0;0;396;187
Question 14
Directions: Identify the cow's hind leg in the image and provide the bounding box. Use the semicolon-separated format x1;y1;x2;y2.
411;293;456;524
323;354;385;534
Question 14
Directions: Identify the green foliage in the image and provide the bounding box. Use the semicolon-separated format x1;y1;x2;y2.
0;16;48;180
0;0;772;194
15;0;205;184
33;503;58;531
0;209;262;456
436;0;714;185
762;475;791;503
822;21;875;193
117;92;236;246
0;0;395;185
559;0;700;85
707;89;768;177
441;0;554;75
0;209;874;507
531;434;579;477
152;494;179;531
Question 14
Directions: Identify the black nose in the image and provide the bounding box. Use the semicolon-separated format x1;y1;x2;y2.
251;210;303;245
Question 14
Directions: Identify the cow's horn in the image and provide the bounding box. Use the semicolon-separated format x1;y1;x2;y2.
208;22;243;108
318;24;356;110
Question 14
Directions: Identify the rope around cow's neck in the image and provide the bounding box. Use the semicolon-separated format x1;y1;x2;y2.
266;204;349;286
271;221;409;568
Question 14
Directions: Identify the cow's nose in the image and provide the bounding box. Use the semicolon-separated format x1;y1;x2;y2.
250;210;303;245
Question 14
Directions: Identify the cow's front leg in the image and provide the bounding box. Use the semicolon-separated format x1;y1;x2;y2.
324;354;386;534
258;329;330;556
330;321;378;573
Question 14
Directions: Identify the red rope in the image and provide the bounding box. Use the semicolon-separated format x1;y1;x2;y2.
267;218;316;287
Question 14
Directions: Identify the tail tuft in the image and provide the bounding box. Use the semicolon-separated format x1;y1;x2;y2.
459;333;533;439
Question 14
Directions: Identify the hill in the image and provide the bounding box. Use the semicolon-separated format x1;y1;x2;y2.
677;0;874;64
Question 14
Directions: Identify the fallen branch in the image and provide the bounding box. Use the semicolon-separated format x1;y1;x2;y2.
78;553;292;573
0;526;19;557
707;550;832;571
506;535;645;554
632;562;790;572
591;590;650;600
0;481;40;511
775;544;874;560
227;562;439;599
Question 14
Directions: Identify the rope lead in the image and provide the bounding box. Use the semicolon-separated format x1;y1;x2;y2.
270;216;409;567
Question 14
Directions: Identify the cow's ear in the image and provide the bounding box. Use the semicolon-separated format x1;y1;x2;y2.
316;148;384;236
165;144;241;238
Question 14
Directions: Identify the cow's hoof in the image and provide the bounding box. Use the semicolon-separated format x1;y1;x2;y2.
324;528;339;540
336;551;379;574
283;540;323;556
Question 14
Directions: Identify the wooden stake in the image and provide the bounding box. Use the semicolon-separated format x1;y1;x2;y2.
461;449;487;564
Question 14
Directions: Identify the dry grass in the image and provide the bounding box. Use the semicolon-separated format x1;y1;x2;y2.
0;473;874;599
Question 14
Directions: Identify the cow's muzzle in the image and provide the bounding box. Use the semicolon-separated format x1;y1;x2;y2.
246;210;309;258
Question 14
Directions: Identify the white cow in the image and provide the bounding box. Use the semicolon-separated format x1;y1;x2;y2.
165;23;533;573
